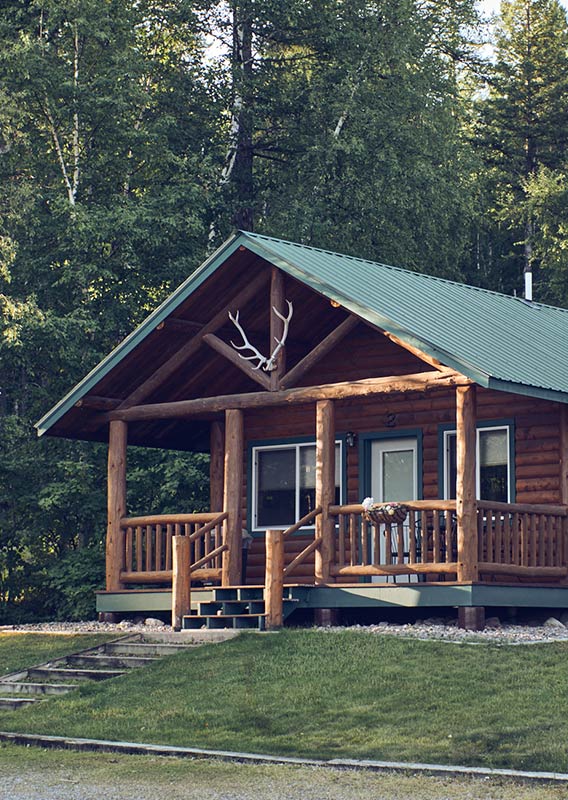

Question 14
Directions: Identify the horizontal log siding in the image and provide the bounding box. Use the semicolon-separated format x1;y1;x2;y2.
242;386;563;584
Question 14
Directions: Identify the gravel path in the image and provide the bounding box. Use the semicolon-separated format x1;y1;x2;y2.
3;615;568;644
0;746;566;800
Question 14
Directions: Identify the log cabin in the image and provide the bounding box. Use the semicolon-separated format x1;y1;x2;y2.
36;232;568;630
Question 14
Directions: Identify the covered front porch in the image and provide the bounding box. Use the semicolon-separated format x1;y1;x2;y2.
99;382;568;631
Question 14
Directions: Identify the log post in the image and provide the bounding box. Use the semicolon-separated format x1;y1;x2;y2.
222;408;244;586
106;420;127;592
456;384;478;582
315;399;335;584
270;266;286;391
172;535;191;630
265;529;284;629
210;421;225;512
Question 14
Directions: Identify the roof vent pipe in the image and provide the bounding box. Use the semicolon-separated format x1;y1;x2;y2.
524;270;533;302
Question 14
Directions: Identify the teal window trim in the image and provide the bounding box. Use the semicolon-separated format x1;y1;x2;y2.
437;418;516;502
358;429;424;502
247;434;348;537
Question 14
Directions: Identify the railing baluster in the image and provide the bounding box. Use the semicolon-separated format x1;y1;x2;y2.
538;515;546;566
477;508;484;561
166;524;172;571
145;525;153;572
155;524;162;571
444;510;452;563
349;513;357;566
361;517;369;566
125;526;133;572
409;511;417;564
521;514;529;566
433;512;440;564
136;526;143;572
511;512;520;565
338;514;345;568
421;510;428;564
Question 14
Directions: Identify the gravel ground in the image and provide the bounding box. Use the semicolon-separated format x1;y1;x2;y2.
3;615;568;644
0;746;566;800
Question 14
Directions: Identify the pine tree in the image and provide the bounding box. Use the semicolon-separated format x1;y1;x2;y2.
477;0;568;296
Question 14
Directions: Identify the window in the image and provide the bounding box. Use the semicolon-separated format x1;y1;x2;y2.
444;426;511;503
252;442;342;529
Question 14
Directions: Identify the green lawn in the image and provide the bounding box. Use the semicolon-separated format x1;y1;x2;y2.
0;633;114;676
1;630;567;773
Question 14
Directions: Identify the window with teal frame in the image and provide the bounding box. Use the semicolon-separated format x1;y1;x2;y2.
251;441;342;530
442;422;514;503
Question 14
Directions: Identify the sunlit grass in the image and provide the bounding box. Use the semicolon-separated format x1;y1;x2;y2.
1;630;568;772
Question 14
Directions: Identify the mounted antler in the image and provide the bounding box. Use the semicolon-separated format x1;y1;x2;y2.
228;301;294;372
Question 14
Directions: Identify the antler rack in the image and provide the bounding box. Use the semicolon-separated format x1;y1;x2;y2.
228;300;293;372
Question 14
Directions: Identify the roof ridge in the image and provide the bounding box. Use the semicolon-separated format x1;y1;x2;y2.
241;231;568;314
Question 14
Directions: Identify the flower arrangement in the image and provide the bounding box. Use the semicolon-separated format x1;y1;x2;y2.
361;497;408;525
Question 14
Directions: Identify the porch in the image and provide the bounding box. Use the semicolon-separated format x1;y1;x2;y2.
97;495;568;630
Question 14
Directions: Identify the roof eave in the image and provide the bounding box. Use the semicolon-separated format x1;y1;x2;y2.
35;233;245;437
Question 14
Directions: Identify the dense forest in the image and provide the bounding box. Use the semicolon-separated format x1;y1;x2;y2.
1;0;568;621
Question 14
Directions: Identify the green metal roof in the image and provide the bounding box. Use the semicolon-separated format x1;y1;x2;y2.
37;231;568;437
242;232;568;403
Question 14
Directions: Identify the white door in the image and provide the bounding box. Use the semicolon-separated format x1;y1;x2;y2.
370;438;418;581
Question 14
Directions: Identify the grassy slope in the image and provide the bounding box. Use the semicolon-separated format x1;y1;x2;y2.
0;633;114;676
0;630;567;772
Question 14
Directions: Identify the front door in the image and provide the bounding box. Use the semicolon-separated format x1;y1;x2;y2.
369;437;418;579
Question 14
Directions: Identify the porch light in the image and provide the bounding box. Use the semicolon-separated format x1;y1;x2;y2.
345;431;357;448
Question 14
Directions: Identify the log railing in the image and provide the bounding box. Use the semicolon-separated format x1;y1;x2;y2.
119;512;227;585
328;501;458;578
477;501;568;578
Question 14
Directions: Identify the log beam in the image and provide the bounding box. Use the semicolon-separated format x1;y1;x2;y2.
279;315;359;389
222;409;244;586
270;267;286;390
117;269;270;409
456;384;478;582
106;420;127;592
203;333;272;389
315;399;335;584
106;371;471;423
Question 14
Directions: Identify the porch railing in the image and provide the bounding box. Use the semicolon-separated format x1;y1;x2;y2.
328;501;458;578
477;501;568;578
119;512;227;585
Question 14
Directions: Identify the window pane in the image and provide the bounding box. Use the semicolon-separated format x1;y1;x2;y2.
382;449;414;501
298;444;342;518
479;430;508;502
447;433;457;500
299;446;316;517
257;449;295;527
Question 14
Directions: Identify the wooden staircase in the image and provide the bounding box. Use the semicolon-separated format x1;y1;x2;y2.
0;633;232;711
182;586;304;630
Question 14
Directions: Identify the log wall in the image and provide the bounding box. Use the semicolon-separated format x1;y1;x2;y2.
241;385;564;584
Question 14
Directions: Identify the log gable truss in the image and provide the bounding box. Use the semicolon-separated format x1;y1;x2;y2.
77;262;467;430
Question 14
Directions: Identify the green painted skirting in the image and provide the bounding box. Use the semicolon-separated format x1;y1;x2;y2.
96;583;568;615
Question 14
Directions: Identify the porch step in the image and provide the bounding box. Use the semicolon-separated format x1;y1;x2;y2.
182;613;267;631
104;641;191;657
0;632;231;712
0;697;37;711
27;666;126;682
0;682;78;696
65;653;159;670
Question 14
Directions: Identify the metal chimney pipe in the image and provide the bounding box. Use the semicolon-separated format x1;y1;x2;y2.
524;270;533;301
